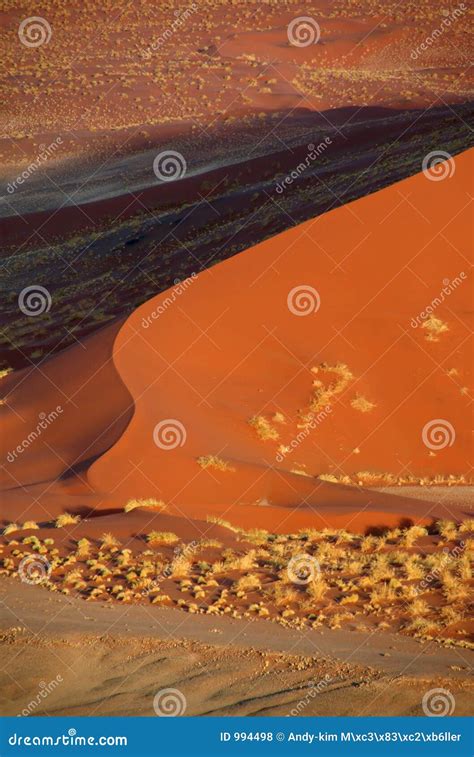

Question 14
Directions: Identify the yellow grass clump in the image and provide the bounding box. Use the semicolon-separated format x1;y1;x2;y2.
100;533;121;549
307;576;329;601
459;519;474;533
318;473;352;485
21;521;39;530
350;395;376;413
55;513;81;528
147;531;179;545
205;516;240;532
234;573;261;594
197;455;235;472
403;526;428;547
248;415;279;441
76;538;91;557
3;523;19;536
421;314;448;341
436;520;457;541
307;363;354;416
124;499;166;512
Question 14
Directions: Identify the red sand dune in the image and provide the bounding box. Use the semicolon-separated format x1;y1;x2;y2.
1;0;471;165
1;151;472;532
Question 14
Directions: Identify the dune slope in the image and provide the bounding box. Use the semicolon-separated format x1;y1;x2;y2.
1;152;471;533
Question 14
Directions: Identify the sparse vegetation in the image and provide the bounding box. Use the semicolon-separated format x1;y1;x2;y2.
306;363;354;421
205;515;240;532
421;315;449;341
100;533;121;549
3;523;19;536
1;517;471;648
76;538;91;558
351;395;376;413
249;415;279;441
124;499;166;512
21;521;39;530
317;472;472;487
197;455;235;472
55;513;81;528
147;531;179;545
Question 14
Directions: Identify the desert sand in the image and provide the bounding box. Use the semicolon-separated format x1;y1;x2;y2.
1;150;472;529
1;0;472;164
2;1;473;365
1;581;473;717
0;154;472;675
0;1;472;719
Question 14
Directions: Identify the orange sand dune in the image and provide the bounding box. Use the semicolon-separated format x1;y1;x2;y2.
0;320;131;508
1;151;472;532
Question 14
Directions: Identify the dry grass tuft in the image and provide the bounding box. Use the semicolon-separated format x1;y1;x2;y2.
205;516;240;532
307;576;329;601
351;395;376;413
248;415;279;441
56;513;81;528
421;314;449;341
197;455;235;472
21;521;39;530
403;526;427;547
147;531;179;545
306;363;354;418
76;538;91;557
318;473;352;485
234;573;262;593
3;523;19;536
100;533;121;549
124;499;166;512
459;519;474;533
